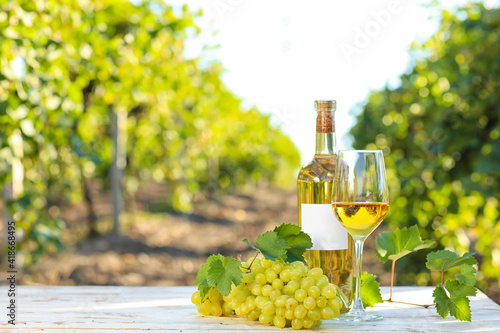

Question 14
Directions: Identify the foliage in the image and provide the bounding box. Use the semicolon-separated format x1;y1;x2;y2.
0;0;300;264
349;3;500;291
360;272;383;308
427;251;478;321
243;223;313;263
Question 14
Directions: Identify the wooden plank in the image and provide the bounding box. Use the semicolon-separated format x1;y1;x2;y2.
1;286;498;332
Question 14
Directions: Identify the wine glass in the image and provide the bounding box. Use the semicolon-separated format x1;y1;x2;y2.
332;150;389;321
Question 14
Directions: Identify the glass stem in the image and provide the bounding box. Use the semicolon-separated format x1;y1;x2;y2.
351;238;365;314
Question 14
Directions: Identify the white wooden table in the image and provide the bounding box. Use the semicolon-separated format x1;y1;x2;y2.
2;286;500;332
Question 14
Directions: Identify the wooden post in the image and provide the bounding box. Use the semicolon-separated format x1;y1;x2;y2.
110;106;127;235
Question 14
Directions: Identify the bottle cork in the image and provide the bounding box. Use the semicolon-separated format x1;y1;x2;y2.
315;100;336;134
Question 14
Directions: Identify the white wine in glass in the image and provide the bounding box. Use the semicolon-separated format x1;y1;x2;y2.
332;150;389;322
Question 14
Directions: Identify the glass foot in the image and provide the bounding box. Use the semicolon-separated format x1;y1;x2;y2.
334;310;383;322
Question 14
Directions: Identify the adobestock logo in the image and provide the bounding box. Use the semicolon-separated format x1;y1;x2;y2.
212;0;244;21
340;0;403;64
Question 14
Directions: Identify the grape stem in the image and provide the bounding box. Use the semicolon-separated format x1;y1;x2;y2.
389;260;396;302
384;299;434;308
245;251;259;271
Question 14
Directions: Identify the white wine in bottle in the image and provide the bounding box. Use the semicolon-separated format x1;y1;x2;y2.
297;100;354;311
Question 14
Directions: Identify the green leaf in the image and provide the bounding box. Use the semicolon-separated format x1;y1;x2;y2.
274;223;313;263
426;251;477;272
361;272;383;308
194;254;223;285
206;256;242;296
256;230;290;261
455;264;477;286
376;225;435;263
433;280;477;321
197;281;210;304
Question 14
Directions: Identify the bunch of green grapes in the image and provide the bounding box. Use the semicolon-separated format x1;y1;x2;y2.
191;258;343;330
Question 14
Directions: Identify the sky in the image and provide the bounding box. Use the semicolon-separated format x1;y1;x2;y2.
170;0;499;163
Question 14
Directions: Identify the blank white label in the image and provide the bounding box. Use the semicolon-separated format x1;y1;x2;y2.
301;204;348;250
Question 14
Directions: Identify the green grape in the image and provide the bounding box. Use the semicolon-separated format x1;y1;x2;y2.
315;275;329;288
301;277;314;291
222;302;233;316
275;306;286;319
307;308;321;321
262;301;276;315
191;291;201;304
229;299;238;310
256;273;267;285
285;297;298;310
242;272;256;283
332;308;340;318
321;285;337;299
255;296;270;309
287;280;300;294
292;262;307;277
315;319;322;327
199;300;211;316
320;306;334;320
328;296;343;310
247;308;261;321
265;268;278;282
209;288;222;303
245;296;256;310
316;296;327;308
210;301;223;317
251;263;264;274
235;290;249;303
261;284;272;297
308;286;321;299
272;261;283;274
303;318;315;329
289;268;301;281
273;315;286;328
285;308;295;320
294;304;307;319
291;318;303;330
272;278;284;290
303;296;316;310
270;288;281;301
275;295;289;308
239;303;250;315
280;268;292;282
262;259;273;269
294;288;307;303
307;267;323;279
259;313;273;324
250;284;262;296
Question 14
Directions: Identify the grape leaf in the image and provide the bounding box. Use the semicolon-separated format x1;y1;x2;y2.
376;225;435;263
206;256;243;296
433;280;477;321
426;251;477;272
361;272;383;308
455;264;477;286
197;281;211;304
274;223;313;263
256;230;290;261
194;254;223;285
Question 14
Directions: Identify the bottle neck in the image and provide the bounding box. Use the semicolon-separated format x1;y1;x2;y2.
315;111;336;155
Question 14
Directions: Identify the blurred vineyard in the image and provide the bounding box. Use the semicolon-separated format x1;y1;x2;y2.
0;0;299;267
1;0;499;306
351;3;500;302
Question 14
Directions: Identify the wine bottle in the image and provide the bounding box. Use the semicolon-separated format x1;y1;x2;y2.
297;100;354;311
